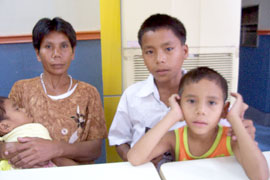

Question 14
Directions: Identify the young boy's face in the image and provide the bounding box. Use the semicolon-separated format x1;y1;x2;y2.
0;99;32;135
180;79;227;135
35;31;75;76
141;28;188;84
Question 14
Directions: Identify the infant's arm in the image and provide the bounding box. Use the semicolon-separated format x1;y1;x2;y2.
52;157;78;166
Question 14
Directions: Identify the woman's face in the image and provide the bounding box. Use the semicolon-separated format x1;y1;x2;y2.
35;31;75;76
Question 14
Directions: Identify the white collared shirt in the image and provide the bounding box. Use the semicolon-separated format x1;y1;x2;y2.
108;74;186;147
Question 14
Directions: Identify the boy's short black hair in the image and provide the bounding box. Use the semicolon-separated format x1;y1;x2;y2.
32;17;77;51
179;67;228;101
0;96;8;121
138;13;186;46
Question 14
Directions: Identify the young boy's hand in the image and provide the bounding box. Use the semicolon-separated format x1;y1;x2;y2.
168;94;184;121
226;93;256;141
227;92;248;122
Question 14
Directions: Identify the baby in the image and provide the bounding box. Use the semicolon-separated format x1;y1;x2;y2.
0;96;76;170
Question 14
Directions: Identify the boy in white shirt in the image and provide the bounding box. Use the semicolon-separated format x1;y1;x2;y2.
108;14;255;166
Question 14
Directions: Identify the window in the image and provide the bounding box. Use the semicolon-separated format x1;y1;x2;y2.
241;5;259;47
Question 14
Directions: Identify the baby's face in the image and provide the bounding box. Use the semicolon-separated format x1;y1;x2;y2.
2;99;32;131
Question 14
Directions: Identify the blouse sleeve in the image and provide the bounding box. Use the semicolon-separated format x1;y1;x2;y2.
9;81;23;108
86;87;107;140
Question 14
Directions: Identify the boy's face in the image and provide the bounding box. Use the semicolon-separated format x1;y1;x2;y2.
141;28;188;84
180;79;227;135
0;99;32;135
35;31;75;76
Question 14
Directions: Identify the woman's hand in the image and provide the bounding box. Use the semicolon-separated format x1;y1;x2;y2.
0;142;18;160
7;137;59;169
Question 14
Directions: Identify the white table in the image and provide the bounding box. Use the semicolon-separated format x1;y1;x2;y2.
160;151;270;180
0;162;161;180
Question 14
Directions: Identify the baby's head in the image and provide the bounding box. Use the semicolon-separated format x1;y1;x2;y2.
0;97;31;136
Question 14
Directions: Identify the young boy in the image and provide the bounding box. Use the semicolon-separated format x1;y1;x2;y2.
0;97;77;170
108;13;255;165
127;67;269;180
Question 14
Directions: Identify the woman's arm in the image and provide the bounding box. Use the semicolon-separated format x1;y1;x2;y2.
56;139;102;163
228;93;269;180
6;137;103;168
127;94;182;166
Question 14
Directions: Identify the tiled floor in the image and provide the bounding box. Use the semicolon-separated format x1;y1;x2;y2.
254;123;270;152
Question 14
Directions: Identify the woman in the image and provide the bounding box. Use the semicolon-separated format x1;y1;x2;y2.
0;17;107;168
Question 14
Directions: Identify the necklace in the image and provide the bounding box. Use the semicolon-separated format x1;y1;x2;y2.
40;73;73;95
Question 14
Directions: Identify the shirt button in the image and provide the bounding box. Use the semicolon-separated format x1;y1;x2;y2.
61;128;68;135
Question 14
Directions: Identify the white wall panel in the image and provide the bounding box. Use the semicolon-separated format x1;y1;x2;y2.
0;0;100;35
121;0;172;47
122;0;241;94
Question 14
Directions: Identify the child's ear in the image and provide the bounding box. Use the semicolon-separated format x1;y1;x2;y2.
0;122;12;135
183;44;189;59
221;102;230;118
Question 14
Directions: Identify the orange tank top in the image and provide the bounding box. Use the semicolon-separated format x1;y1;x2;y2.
174;125;233;161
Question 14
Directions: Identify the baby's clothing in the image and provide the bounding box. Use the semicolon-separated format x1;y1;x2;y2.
0;123;52;170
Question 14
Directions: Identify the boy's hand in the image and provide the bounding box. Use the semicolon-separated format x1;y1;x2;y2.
168;94;184;121
226;92;248;122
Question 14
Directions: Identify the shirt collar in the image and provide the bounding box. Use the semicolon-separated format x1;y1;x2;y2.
136;74;159;99
136;69;187;99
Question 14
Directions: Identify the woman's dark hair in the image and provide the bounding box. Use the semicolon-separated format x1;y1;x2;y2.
32;17;76;51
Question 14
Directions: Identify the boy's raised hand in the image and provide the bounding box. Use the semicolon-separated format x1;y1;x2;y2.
227;92;249;122
226;93;256;141
227;93;269;180
168;94;184;122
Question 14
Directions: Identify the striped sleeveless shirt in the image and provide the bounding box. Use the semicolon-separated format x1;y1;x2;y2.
174;125;233;161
